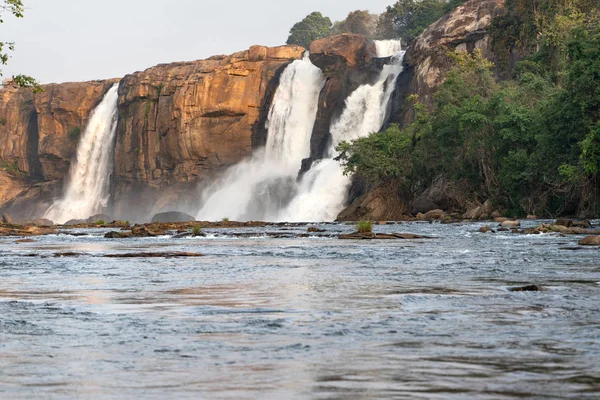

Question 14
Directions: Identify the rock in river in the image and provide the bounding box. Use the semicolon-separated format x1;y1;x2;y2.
578;236;600;246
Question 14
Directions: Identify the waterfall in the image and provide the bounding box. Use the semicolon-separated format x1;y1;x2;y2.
375;39;404;58
279;41;405;222
44;84;120;224
195;54;325;221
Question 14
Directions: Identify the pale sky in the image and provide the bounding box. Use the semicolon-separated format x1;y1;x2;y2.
1;0;392;84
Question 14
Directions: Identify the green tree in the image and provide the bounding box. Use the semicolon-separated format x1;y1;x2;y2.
332;10;378;39
0;0;40;91
381;0;465;41
286;12;332;48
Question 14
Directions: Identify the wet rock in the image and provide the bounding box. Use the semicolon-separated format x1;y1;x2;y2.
545;224;597;235
308;227;326;233
86;214;112;223
497;227;509;232
422;209;446;220
578;236;600;246
104;252;204;258
54;252;83;257
32;218;54;227
130;225;167;237
104;231;133;239
463;206;482;220
555;219;573;228
1;213;13;224
479;226;495;233
151;211;196;223
510;285;544;292
172;232;194;239
339;232;431;240
501;220;521;228
64;219;86;226
15;239;36;243
573;220;592;229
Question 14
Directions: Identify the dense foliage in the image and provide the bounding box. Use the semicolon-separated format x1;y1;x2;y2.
0;0;39;91
337;2;600;217
286;12;333;48
378;0;466;40
286;1;466;46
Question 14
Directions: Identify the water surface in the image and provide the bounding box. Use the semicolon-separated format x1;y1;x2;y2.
1;222;599;399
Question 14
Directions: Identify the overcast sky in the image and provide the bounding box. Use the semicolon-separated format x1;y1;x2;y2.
1;0;392;84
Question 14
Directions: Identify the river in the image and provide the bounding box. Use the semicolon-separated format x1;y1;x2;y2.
1;221;599;399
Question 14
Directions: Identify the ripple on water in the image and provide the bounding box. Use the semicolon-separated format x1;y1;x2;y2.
0;222;599;399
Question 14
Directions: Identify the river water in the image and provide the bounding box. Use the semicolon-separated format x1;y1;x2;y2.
1;221;599;399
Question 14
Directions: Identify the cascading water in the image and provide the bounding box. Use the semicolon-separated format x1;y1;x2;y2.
374;39;404;58
44;84;120;224
279;41;406;222
195;53;325;221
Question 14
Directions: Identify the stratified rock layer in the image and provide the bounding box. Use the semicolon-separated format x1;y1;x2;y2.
112;45;304;219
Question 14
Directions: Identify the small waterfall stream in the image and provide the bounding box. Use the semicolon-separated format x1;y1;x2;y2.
195;54;325;221
44;84;120;224
279;41;406;222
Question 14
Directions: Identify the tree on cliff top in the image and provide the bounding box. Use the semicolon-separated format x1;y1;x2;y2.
286;12;332;49
0;0;40;91
332;10;378;39
381;0;465;40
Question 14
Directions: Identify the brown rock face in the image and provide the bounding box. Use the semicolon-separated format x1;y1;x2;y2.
393;0;506;126
112;45;304;218
307;34;381;162
337;183;410;221
310;34;376;68
341;0;507;221
34;80;119;180
0;88;37;175
0;80;118;218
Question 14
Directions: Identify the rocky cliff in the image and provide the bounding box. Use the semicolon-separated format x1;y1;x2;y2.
342;0;507;220
391;0;506;127
0;45;306;221
0;80;119;219
112;45;304;218
307;34;380;164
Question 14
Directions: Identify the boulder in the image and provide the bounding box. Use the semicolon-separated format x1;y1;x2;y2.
579;236;600;246
573;220;592;229
463;206;482;220
1;213;12;224
151;211;196;223
32;218;54;227
479;226;494;233
310;34;376;67
491;210;502;218
555;219;573;227
104;231;133;239
422;209;446;220
510;285;544;292
410;177;457;214
64;219;86;226
501;220;521;228
494;217;510;223
410;197;440;215
87;214;112;223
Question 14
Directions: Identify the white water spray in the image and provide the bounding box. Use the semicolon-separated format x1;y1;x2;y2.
196;54;325;221
44;84;119;224
280;41;406;222
375;39;404;58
